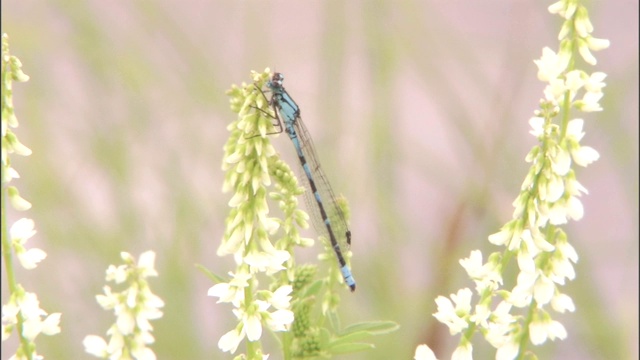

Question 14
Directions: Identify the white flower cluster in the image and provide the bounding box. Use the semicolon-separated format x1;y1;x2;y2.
210;284;294;354
2;33;62;360
418;1;608;359
213;70;296;357
2;290;62;357
83;251;164;360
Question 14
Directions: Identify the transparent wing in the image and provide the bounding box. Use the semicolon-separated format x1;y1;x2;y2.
293;116;351;252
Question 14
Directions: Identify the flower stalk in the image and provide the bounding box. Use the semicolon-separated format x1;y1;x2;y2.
416;1;609;359
2;33;62;360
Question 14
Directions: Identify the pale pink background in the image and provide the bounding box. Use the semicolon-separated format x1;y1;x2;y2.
2;1;637;359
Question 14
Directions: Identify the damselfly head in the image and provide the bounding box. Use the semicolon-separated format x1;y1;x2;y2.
270;72;285;87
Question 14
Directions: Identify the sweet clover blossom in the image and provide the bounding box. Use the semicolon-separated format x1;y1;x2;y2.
212;69;300;360
416;1;608;358
2;33;62;360
83;251;164;360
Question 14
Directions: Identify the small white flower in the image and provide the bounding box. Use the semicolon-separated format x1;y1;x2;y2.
557;237;579;263
16;292;60;341
551;293;576;313
545;173;565;202
243;310;263;341
533;273;555;306
548;200;569;225
543;78;567;103
563;71;585;101
6;137;32;157
138;251;158;278
471;303;491;329
571;145;599;167
105;264;128;284
268;285;292;310
512;195;527;219
2;166;20;183
451;342;472;360
9;218;36;243
265;308;294;332
495;340;520;360
17;248;47;270
577;38;597;65
451;288;472;313
414;344;438;360
534;47;567;82
115;310;136;335
484;302;516;349
509;271;537;307
567;196;584;221
550;146;571;176
41;312;61;336
549;252;576;285
217;225;246;256
218;327;244;354
584;72;607;93
96;286;117;310
566;118;585;141
508;227;531;252
433;289;472;335
574;7;593;38
586;36;610;51
517;247;535;273
577;90;604;112
530;227;555;252
244;246;289;275
529;317;567;345
9;219;46;269
207;270;251;306
528;116;545;137
459;250;484;278
131;345;156;360
83;335;109;357
488;227;511;246
548;1;577;19
460;251;503;293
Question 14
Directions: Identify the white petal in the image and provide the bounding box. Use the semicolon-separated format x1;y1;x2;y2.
18;248;47;270
41;313;61;335
567;197;584;221
529;321;547;345
533;275;555;306
548;320;567;340
572;146;599;167
451;342;473;360
245;314;263;341
496;342;519;360
83;335;109;357
9;218;36;243
218;328;244;354
414;344;438;360
551;293;575;313
138;251;158;277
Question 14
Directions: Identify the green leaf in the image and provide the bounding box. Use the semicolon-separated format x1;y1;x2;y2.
302;279;324;297
341;321;400;336
330;330;374;345
328;342;376;355
195;263;226;284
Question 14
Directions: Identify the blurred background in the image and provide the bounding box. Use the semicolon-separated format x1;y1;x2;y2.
2;1;637;359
